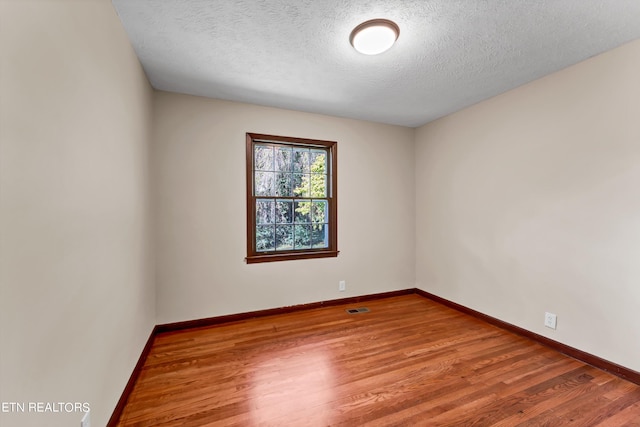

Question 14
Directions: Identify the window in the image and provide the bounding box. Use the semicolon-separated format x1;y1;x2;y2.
246;133;338;263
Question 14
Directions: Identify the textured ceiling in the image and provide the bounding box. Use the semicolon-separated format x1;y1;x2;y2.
112;0;640;127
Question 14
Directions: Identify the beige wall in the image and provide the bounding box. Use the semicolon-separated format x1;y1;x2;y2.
415;40;640;371
153;92;416;323
0;1;155;426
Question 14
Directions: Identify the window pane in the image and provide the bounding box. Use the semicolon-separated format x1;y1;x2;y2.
275;146;292;172
275;173;292;197
256;225;275;251
309;174;326;197
256;200;275;225
312;224;328;248
293;148;310;173
255;145;274;171
310;150;327;174
275;200;293;224
294;224;311;249
293;174;310;197
254;172;274;196
311;200;327;224
275;224;293;250
294;200;311;223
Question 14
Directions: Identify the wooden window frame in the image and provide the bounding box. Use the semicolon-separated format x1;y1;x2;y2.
246;133;338;264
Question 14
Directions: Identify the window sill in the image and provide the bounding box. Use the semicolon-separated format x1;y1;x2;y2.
246;250;339;264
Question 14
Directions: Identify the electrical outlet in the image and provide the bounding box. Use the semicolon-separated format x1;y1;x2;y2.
339;280;346;292
81;410;90;427
544;312;557;330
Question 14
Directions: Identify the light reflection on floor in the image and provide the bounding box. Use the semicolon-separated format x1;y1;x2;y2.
249;349;336;425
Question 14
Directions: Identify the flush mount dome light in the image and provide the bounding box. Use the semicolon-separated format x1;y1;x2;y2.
350;19;400;55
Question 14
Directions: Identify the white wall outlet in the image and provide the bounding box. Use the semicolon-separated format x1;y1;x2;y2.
81;410;91;427
339;280;346;292
544;312;557;330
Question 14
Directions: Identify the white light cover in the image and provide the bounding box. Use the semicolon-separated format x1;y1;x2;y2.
351;20;399;55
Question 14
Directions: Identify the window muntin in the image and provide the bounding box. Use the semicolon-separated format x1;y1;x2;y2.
246;133;338;263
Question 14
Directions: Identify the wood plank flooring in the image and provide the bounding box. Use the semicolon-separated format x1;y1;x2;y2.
116;295;640;426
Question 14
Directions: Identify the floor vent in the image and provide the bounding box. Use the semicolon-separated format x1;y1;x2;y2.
346;307;370;314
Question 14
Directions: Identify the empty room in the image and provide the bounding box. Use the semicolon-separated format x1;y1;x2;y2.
2;0;640;426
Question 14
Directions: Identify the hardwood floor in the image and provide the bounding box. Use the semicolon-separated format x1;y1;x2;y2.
116;295;640;426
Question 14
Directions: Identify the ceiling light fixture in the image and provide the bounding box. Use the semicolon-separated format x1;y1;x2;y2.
350;19;400;55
